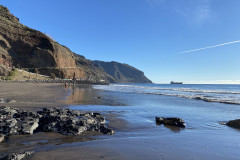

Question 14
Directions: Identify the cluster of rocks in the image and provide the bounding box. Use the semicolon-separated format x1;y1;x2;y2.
0;106;114;139
0;98;16;104
1;151;34;160
155;117;186;128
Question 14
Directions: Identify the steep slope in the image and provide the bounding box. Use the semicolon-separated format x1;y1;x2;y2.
0;5;110;81
74;54;115;82
93;61;152;83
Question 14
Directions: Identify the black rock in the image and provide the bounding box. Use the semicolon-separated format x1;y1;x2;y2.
1;151;34;160
226;119;240;129
0;106;114;137
100;125;115;135
0;99;16;104
155;117;186;128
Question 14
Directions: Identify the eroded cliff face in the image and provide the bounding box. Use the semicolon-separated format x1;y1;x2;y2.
0;6;151;83
0;5;110;81
74;54;115;82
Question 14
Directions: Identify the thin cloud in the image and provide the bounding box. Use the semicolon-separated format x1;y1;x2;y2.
176;0;211;26
146;0;211;26
146;0;165;8
193;1;211;26
176;40;240;55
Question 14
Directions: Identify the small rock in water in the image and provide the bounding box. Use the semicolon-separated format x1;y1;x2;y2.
155;117;186;128
226;119;240;129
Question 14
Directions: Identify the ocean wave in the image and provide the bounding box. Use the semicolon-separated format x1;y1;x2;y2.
93;84;240;105
169;88;240;94
108;84;240;95
137;91;240;105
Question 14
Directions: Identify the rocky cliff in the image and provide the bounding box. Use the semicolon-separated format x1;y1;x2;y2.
0;5;151;83
0;5;111;81
93;61;152;83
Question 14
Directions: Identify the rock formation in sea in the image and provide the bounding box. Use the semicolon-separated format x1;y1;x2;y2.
93;61;152;83
155;117;186;128
226;119;240;129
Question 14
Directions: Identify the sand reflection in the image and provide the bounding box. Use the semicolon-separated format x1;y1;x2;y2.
61;85;105;105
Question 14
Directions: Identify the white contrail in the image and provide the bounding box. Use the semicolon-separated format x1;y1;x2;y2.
176;40;240;55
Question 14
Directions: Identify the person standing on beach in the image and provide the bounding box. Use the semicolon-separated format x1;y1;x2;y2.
73;72;76;85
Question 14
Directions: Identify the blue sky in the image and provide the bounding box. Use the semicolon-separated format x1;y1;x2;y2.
1;0;240;84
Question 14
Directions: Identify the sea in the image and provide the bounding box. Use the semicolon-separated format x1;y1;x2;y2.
69;83;240;160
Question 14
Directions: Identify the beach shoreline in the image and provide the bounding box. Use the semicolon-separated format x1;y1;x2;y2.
0;82;127;159
1;82;240;160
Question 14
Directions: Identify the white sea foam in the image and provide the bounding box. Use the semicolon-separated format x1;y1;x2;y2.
93;84;240;105
138;91;240;105
100;84;240;94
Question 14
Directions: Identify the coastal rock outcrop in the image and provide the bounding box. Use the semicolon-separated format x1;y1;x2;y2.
0;5;151;83
0;5;113;82
0;106;114;137
155;117;186;128
0;5;149;83
93;61;152;83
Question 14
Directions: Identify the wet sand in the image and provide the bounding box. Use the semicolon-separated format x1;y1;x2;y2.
31;84;240;160
31;144;126;160
60;85;125;106
0;82;128;159
0;82;68;110
2;82;239;160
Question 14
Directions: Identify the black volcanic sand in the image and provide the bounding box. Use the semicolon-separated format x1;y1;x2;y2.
60;84;125;106
0;82;68;110
2;82;240;160
29;84;240;160
0;82;127;158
